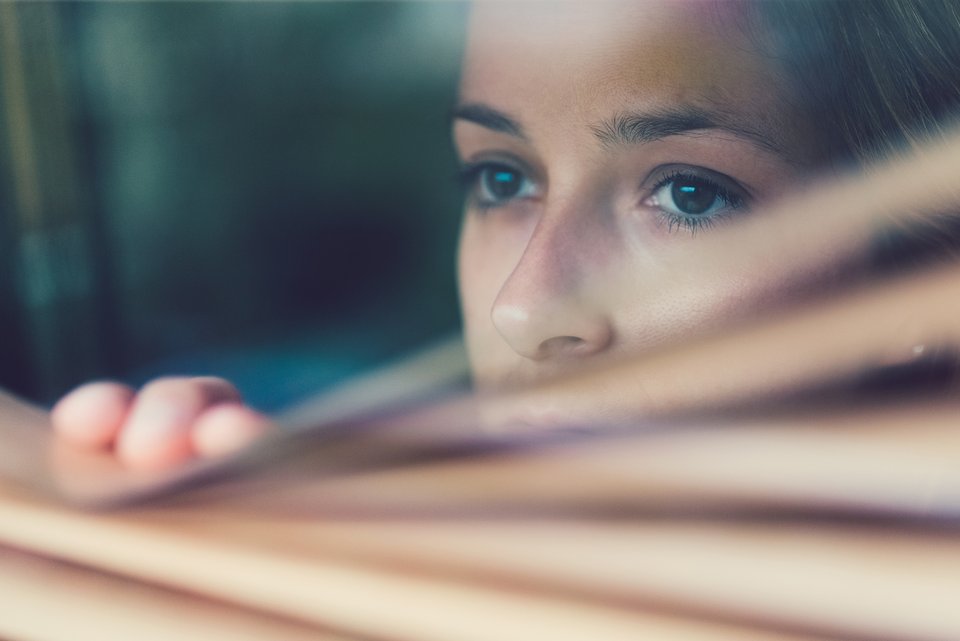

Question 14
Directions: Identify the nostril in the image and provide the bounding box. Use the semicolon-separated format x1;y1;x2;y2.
492;285;614;360
537;335;587;358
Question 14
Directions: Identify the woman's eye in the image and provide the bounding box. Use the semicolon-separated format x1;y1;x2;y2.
645;171;748;232
460;162;538;208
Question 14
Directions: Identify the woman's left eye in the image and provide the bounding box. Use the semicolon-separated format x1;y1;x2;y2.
460;162;538;209
645;171;749;232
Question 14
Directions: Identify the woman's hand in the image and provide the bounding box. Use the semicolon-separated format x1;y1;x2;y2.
51;377;272;470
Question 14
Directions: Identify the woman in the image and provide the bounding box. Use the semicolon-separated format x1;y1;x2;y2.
49;0;960;468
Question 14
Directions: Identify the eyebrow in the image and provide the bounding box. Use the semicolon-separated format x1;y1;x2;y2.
594;107;786;156
452;102;787;159
451;103;527;140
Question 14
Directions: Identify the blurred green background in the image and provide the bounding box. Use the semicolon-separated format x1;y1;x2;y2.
0;1;468;409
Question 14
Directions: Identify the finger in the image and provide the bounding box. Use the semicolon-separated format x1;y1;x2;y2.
116;377;242;470
192;404;274;459
51;382;136;449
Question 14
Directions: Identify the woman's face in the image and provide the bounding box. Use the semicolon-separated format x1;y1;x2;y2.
455;1;826;426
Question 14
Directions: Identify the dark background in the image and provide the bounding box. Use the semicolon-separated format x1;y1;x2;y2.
0;2;468;410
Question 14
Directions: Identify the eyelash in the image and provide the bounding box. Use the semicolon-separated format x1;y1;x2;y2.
457;160;537;211
646;169;749;234
457;161;750;233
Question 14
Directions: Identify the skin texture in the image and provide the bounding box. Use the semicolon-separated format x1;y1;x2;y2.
455;1;831;429
53;0;836;465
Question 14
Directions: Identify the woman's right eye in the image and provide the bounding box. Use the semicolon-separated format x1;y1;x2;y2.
460;162;538;209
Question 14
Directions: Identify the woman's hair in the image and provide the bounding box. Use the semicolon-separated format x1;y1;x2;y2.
759;0;960;165
756;1;960;389
755;0;960;274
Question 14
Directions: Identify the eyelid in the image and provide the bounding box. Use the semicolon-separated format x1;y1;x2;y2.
641;163;755;201
459;150;540;181
639;164;755;235
457;151;543;209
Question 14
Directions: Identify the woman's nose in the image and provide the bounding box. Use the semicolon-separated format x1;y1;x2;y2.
490;214;614;361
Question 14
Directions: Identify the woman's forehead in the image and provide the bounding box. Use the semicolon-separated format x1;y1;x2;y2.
459;1;794;152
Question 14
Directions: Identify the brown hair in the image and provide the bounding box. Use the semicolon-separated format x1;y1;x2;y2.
759;0;960;165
